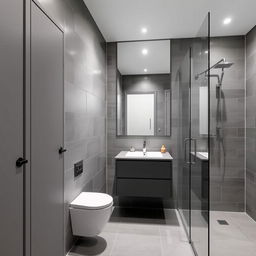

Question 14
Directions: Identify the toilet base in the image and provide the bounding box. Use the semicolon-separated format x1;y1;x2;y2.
70;204;113;237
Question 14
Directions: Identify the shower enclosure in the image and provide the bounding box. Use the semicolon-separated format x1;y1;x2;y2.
175;12;254;256
176;13;210;256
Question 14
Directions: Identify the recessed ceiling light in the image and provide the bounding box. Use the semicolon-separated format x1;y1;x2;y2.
223;17;232;25
142;48;148;55
141;27;148;34
205;50;208;54
144;68;148;72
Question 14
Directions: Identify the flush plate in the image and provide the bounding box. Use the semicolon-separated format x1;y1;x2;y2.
74;160;83;177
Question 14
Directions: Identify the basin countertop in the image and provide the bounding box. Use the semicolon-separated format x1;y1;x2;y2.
115;151;173;161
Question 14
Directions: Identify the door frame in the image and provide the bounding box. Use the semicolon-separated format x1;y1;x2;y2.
24;1;65;255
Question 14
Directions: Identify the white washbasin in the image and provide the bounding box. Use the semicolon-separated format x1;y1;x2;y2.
125;151;144;157
146;152;163;158
125;151;164;158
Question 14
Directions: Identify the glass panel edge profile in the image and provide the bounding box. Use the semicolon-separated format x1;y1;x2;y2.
190;12;210;256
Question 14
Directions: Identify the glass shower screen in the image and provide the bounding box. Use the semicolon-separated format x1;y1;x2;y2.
176;13;210;256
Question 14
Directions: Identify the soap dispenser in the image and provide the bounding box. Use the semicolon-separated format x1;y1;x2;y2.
160;144;166;153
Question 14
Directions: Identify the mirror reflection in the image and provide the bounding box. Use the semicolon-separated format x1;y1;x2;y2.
117;40;171;136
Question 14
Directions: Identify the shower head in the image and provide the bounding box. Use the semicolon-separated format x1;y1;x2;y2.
213;61;234;69
195;58;234;80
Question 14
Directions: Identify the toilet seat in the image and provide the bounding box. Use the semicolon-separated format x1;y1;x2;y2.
70;192;113;210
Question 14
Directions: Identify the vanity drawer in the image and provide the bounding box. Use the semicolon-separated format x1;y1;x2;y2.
116;179;172;198
116;160;172;179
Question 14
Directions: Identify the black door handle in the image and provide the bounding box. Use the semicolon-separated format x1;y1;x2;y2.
58;147;67;154
16;157;28;167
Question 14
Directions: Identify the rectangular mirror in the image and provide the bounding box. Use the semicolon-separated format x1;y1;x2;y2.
117;40;171;136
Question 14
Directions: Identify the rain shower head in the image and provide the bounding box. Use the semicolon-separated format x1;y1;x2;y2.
213;61;234;69
195;58;234;80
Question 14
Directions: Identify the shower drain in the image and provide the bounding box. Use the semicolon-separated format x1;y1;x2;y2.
217;220;229;225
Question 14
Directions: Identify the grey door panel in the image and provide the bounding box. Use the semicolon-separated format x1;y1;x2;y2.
31;2;64;256
0;0;24;255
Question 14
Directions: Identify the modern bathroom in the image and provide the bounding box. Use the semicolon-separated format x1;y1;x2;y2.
1;0;256;256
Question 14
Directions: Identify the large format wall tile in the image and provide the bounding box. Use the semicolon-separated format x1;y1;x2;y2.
210;36;245;212
246;26;256;221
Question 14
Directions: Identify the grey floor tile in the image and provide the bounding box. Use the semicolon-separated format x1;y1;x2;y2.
68;235;113;256
67;208;193;256
210;211;256;256
111;233;162;256
159;210;194;256
68;222;119;256
211;239;256;256
117;221;161;236
160;242;194;256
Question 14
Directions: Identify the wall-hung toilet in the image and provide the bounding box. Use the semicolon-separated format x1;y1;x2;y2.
70;192;113;237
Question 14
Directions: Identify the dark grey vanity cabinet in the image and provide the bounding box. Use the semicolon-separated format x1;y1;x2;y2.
115;160;172;198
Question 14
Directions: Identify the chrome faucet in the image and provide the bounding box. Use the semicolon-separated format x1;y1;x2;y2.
143;140;147;155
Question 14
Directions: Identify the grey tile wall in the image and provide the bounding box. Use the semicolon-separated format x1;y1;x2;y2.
37;0;107;253
107;42;178;207
246;26;256;221
210;36;245;212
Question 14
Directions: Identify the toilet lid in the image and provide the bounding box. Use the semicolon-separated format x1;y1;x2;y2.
70;192;113;210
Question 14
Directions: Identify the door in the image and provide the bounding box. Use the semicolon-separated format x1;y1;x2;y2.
0;0;24;255
31;2;64;256
126;93;155;135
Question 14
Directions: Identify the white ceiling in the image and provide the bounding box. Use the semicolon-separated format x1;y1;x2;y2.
83;0;256;42
118;40;170;75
